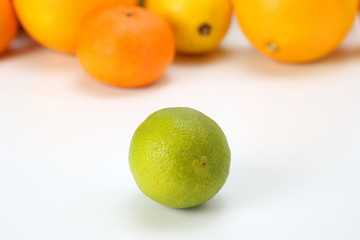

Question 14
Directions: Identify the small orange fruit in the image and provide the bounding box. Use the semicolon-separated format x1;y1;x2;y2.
13;0;138;53
76;6;175;88
234;0;358;63
0;0;18;55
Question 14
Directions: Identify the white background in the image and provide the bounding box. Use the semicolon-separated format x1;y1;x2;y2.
1;18;360;240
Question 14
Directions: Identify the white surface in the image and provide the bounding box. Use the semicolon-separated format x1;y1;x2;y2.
1;19;360;240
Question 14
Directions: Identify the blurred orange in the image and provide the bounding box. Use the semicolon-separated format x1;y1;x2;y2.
0;0;18;55
77;6;175;88
13;0;138;53
234;0;358;63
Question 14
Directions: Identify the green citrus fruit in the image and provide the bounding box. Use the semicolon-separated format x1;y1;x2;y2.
129;107;231;208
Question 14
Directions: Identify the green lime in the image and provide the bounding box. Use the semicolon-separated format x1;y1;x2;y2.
129;107;231;209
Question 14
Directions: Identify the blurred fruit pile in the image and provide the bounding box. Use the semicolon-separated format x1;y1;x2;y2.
0;0;359;87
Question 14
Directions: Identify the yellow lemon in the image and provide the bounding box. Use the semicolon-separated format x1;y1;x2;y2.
145;0;232;54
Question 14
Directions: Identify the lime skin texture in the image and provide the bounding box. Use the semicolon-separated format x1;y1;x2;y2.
129;107;231;209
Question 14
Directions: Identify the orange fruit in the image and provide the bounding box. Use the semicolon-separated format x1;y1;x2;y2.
76;6;175;88
13;0;138;53
0;0;18;55
234;0;358;63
